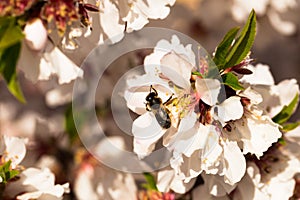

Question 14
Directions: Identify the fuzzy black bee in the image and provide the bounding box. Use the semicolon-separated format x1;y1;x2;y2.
145;85;173;129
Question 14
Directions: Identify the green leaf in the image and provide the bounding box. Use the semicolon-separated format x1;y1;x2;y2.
191;71;203;77
278;137;286;146
281;121;300;132
0;16;26;103
213;27;240;68
222;72;244;91
0;42;26;103
272;94;299;125
142;172;158;191
0;160;20;184
0;17;24;49
223;10;256;69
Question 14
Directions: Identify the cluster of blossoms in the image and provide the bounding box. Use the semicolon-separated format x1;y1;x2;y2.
124;25;300;199
0;135;69;199
1;0;300;199
0;0;176;103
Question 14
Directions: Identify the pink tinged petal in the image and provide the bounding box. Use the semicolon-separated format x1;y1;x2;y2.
240;64;275;85
196;78;221;106
222;140;246;185
132;112;167;159
99;0;125;43
213;97;243;126
24;19;47;51
160;52;194;89
4;135;26;168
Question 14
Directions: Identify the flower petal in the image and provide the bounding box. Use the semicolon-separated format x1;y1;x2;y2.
144;35;196;75
222;140;246;185
160;52;194;89
157;167;196;194
234;113;282;158
132;112;167;158
196;78;221;106
197;174;236;197
99;0;125;43
40;46;83;84
213;96;243;126
24;18;47;51
3;135;26;168
240;64;274;85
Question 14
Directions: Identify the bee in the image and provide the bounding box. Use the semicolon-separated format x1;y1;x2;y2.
145;85;173;129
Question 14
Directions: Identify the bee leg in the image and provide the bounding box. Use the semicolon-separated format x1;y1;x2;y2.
150;85;158;96
146;104;151;111
163;93;175;105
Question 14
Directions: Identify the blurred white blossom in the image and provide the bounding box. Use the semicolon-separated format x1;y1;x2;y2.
5;167;69;200
231;0;298;35
74;137;137;200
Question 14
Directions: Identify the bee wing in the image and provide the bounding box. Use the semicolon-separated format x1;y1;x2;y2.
155;107;171;129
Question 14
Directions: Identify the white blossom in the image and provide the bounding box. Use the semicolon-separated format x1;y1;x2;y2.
96;0;176;43
125;36;247;193
4;167;69;200
0;135;26;168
